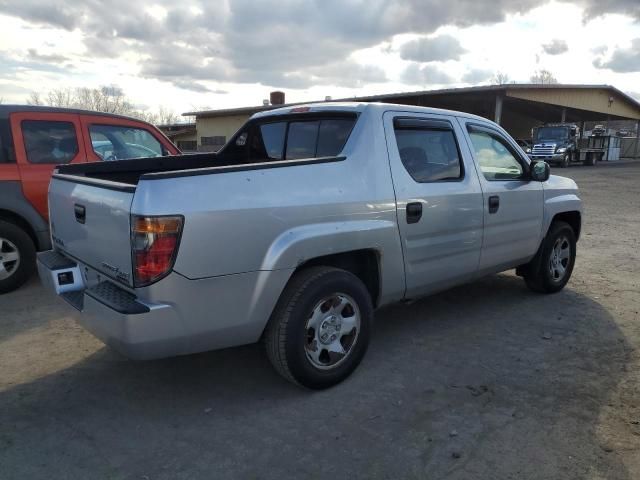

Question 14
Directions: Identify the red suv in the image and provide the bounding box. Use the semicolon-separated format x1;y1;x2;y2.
0;105;180;293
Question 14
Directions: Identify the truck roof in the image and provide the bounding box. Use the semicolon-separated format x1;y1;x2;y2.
251;101;494;124
0;104;156;127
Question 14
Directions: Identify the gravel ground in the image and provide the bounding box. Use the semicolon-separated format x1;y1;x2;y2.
1;161;639;480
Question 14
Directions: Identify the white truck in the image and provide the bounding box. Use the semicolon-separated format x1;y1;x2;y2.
37;102;582;389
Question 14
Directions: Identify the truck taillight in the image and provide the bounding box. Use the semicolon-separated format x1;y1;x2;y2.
131;216;183;286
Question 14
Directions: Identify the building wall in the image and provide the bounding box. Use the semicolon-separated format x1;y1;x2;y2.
507;88;640;120
171;131;198;152
196;114;251;151
500;108;541;140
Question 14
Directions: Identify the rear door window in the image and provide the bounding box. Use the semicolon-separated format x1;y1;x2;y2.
89;124;164;161
393;119;463;182
21;120;79;164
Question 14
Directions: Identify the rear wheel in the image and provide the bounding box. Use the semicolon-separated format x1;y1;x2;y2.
0;220;36;294
264;266;373;389
523;221;576;293
584;152;598;166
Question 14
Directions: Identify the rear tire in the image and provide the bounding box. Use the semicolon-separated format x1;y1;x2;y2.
0;220;36;294
264;266;373;389
524;221;576;294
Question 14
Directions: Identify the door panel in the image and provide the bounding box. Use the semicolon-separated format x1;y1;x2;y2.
11;112;86;220
460;121;544;274
383;111;484;298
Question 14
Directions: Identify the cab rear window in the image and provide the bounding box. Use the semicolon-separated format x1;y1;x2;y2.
220;114;357;164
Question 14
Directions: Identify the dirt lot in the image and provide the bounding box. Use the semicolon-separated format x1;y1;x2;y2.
1;161;639;480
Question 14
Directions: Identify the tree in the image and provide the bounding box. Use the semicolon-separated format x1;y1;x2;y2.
25;86;181;125
27;92;43;105
141;106;180;125
530;69;558;85
492;72;511;85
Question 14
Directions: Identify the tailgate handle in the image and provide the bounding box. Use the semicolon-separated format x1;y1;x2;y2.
74;204;86;224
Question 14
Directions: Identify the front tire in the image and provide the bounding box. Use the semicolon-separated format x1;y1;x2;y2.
0;220;36;294
524;221;576;293
559;153;570;168
264;266;373;389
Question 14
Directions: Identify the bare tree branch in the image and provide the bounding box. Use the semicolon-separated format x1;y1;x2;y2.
24;85;182;125
492;72;511;85
530;69;558;85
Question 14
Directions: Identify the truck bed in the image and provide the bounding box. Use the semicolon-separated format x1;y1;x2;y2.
56;153;223;185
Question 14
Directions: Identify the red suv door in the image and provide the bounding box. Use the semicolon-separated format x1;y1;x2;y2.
79;114;178;162
10;112;87;220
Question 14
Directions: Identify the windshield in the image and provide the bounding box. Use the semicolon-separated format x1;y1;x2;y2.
535;127;569;143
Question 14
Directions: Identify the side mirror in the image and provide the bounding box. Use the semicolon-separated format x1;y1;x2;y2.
530;161;550;182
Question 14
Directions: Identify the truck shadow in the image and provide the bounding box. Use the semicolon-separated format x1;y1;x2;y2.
0;273;633;480
0;276;66;343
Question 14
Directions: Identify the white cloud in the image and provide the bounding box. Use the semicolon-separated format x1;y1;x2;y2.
0;1;639;114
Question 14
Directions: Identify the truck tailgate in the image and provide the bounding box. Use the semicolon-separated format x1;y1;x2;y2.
49;175;135;287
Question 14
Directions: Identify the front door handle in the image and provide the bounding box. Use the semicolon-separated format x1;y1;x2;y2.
74;204;86;224
406;202;422;224
488;195;500;214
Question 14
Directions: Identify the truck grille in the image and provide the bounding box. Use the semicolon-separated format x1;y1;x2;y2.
532;144;556;156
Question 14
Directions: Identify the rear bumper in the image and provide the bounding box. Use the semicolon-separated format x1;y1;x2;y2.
37;250;185;360
37;250;293;360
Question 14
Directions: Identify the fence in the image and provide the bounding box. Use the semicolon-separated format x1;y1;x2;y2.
621;138;640;158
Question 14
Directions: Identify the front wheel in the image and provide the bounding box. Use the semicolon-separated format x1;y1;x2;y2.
264;266;373;389
524;221;576;293
0;220;36;294
559;153;570;168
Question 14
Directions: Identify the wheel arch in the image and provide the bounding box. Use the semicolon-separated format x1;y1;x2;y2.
0;181;50;250
550;211;581;240
293;249;381;307
259;220;405;308
0;208;38;248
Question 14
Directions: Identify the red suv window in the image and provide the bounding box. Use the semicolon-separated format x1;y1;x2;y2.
21;120;79;164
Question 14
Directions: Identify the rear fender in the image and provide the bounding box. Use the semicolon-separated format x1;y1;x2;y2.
260;219;406;306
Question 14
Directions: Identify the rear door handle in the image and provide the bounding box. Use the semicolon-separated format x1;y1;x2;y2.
74;204;86;224
488;196;500;214
406;202;423;224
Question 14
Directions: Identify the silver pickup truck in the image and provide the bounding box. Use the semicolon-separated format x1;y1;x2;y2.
37;102;582;389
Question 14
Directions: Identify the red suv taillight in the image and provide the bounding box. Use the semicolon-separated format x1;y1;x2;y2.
131;216;183;286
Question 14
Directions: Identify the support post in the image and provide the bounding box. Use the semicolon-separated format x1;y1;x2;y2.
561;107;567;123
635;120;640;158
494;94;503;125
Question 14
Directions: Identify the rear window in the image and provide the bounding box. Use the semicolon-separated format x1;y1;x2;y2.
286;121;320;160
89;124;164;161
260;122;287;160
22;120;79;164
220;114;356;164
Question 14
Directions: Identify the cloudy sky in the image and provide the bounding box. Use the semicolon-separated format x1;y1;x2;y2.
0;0;639;116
